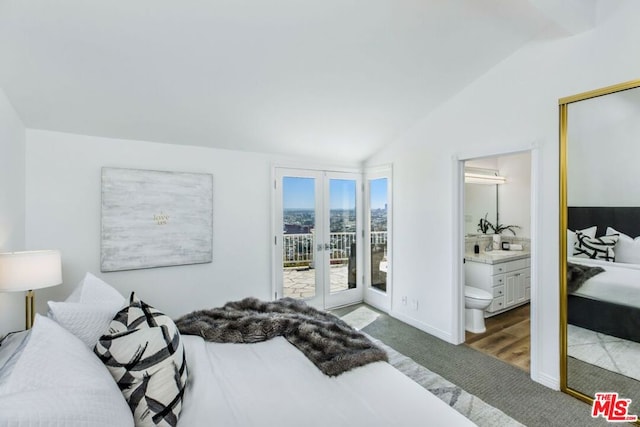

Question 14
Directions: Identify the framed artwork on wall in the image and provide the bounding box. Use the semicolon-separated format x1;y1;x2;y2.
101;167;213;272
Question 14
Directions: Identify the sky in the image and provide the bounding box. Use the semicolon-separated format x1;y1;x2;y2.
283;177;387;210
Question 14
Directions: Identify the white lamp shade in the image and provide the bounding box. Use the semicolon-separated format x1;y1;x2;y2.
0;250;62;292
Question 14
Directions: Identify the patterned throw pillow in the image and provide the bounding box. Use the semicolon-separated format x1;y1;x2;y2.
95;293;187;427
573;231;618;262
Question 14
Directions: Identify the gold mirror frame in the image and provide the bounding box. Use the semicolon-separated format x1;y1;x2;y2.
559;79;640;417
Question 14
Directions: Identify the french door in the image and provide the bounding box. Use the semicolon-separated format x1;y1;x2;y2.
273;168;362;309
364;167;392;312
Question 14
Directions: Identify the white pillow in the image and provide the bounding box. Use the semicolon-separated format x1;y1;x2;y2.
48;273;126;348
606;227;640;264
66;272;125;304
0;314;134;426
48;301;124;348
567;226;597;256
0;330;30;385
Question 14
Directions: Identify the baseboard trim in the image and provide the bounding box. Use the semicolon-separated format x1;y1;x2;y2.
389;311;453;343
534;371;560;390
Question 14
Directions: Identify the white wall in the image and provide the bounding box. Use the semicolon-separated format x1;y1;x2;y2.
0;88;26;335
24;130;358;320
498;152;531;238
568;99;640;206
365;0;640;388
465;158;498;170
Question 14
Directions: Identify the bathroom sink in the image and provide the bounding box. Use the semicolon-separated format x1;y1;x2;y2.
467;249;527;260
484;250;517;256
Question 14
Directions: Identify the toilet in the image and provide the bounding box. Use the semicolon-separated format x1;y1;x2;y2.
464;286;493;333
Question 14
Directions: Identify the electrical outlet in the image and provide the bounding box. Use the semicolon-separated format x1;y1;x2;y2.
411;299;418;310
402;296;408;305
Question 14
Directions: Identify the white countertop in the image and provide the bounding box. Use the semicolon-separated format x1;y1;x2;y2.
465;250;530;265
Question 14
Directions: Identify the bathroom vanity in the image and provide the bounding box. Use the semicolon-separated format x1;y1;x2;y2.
464;251;531;317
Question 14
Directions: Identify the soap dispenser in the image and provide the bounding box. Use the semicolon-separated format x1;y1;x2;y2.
474;242;480;254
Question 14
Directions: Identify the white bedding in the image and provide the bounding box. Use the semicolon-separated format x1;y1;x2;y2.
179;335;475;427
569;257;640;308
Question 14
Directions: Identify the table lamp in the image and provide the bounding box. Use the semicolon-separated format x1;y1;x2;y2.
0;250;62;329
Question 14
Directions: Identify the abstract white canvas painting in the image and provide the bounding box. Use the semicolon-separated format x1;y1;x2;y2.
101;167;213;272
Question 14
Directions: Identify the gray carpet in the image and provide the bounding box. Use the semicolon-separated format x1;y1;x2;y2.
376;338;523;426
333;304;618;427
568;357;640;418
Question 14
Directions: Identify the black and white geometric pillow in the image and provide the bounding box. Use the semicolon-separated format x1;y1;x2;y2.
95;293;187;427
573;231;618;262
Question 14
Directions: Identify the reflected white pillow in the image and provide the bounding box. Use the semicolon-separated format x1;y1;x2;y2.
606;227;640;264
567;226;597;256
0;315;134;426
48;273;126;348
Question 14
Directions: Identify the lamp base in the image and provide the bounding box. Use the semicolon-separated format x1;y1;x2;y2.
26;290;35;329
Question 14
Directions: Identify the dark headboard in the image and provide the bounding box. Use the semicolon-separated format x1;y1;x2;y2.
568;206;640;238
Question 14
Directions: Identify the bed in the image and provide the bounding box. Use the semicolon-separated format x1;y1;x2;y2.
179;336;472;426
567;206;640;343
0;273;475;427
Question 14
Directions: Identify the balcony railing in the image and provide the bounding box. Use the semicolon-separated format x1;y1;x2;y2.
283;231;387;267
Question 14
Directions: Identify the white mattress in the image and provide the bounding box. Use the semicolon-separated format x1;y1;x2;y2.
179;335;475;427
569;257;640;308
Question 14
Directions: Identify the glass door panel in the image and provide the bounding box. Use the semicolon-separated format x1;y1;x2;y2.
328;179;357;295
369;178;388;293
324;172;362;308
277;170;322;308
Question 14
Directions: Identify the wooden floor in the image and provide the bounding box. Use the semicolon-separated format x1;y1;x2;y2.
465;303;530;373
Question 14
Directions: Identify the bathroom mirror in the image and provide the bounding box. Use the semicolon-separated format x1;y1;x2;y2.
464;167;500;236
560;79;640;421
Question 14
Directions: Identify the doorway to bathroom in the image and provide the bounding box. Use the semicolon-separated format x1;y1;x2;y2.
461;151;533;373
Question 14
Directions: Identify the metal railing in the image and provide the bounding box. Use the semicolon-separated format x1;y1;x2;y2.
371;231;387;245
283;231;387;267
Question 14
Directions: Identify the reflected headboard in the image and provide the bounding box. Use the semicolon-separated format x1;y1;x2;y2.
568;206;640;238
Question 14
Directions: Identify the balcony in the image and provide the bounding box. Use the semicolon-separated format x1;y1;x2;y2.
283;231;387;298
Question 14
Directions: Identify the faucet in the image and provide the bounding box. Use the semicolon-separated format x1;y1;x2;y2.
485;241;493;252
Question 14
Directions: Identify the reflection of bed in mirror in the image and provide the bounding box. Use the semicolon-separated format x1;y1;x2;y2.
567;206;640;343
559;79;640;419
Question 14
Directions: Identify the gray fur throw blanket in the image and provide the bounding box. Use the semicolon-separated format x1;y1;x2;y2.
567;262;605;293
175;297;387;376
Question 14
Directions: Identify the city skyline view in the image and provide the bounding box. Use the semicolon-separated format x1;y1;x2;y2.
283;176;388;235
283;177;388;210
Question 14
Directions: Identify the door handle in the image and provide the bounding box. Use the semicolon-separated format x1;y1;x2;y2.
324;243;331;251
317;243;331;251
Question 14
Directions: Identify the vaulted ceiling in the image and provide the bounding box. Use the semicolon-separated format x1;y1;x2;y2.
0;1;606;162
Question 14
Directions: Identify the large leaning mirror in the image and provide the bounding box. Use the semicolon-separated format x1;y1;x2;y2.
560;79;640;422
